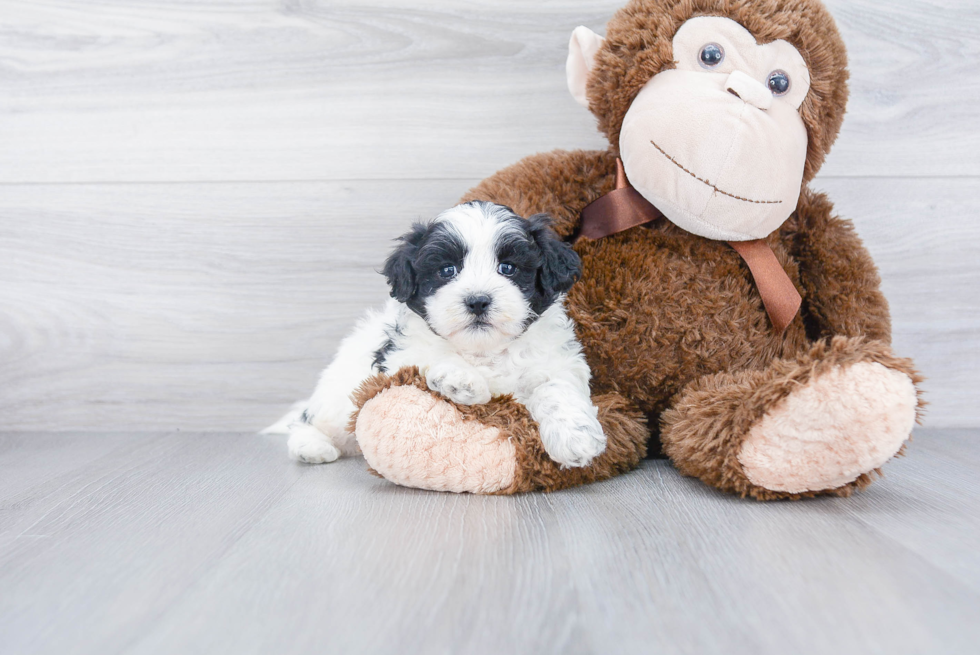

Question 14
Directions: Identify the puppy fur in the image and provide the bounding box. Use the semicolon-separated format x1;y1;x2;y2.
269;201;607;469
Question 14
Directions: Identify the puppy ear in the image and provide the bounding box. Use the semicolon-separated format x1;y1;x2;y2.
382;222;427;303
527;213;582;298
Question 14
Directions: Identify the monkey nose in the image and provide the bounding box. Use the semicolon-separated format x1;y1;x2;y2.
725;70;772;111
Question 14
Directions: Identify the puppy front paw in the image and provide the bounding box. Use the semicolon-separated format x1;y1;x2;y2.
539;410;607;468
426;364;492;405
287;424;342;464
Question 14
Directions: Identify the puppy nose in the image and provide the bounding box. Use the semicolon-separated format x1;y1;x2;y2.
465;294;492;316
725;70;772;110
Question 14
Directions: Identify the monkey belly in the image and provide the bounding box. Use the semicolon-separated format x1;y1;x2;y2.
567;224;808;416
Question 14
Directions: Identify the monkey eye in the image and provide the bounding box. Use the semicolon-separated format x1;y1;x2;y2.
698;43;725;69
497;263;517;277
438;264;458;279
767;70;791;96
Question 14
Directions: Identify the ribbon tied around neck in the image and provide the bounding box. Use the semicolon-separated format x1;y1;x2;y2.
576;159;802;333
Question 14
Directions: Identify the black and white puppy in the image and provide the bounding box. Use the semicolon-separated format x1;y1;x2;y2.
272;201;606;468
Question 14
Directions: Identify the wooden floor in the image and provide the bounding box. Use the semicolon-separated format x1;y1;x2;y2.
1;429;977;655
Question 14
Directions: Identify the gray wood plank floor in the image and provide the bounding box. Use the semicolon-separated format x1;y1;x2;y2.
1;429;978;655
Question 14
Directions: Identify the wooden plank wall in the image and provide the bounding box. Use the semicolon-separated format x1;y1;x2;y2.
1;0;977;430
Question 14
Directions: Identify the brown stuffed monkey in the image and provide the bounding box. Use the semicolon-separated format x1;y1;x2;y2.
351;0;923;500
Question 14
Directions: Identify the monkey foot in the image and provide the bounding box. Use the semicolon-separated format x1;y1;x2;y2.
355;383;518;494
350;367;648;494
738;362;918;494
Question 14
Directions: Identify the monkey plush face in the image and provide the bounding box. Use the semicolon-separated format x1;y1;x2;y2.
625;17;811;240
566;0;850;242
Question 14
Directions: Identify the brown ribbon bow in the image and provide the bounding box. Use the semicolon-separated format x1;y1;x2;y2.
577;159;802;333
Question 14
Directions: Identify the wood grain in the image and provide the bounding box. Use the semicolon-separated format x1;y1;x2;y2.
0;0;976;428
1;3;976;652
836;428;980;595
0;0;977;183
0;179;460;431
814;177;980;428
1;177;976;431
0;431;303;654
0;429;977;654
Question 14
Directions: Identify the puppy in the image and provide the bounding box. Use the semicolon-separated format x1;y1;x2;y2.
269;201;606;468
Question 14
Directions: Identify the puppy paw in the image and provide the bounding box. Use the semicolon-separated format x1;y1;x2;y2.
287;424;342;464
426;364;492;405
539;410;607;468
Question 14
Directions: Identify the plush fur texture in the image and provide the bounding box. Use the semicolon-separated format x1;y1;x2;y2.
660;336;924;500
351;368;648;494
351;0;922;498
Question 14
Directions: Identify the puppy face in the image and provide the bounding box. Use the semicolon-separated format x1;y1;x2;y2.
383;201;581;352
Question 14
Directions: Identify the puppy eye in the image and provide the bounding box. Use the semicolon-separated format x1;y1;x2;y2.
497;263;516;277
698;43;725;69
767;70;791;96
438;265;457;279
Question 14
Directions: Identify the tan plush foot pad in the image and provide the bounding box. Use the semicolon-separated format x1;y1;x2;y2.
662;337;924;500
357;384;517;494
350;367;649;494
739;361;917;493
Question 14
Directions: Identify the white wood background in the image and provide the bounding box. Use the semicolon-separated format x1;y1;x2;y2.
1;0;977;431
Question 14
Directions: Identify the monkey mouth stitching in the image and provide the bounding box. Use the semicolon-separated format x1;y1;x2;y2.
649;140;782;205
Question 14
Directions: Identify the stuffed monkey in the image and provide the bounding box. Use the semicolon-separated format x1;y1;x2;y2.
351;0;923;499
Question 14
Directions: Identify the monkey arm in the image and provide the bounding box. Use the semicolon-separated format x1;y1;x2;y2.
460;149;618;239
788;188;892;343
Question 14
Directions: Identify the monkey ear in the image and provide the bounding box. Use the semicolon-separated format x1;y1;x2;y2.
527;213;582;302
382;222;427;303
566;26;606;109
